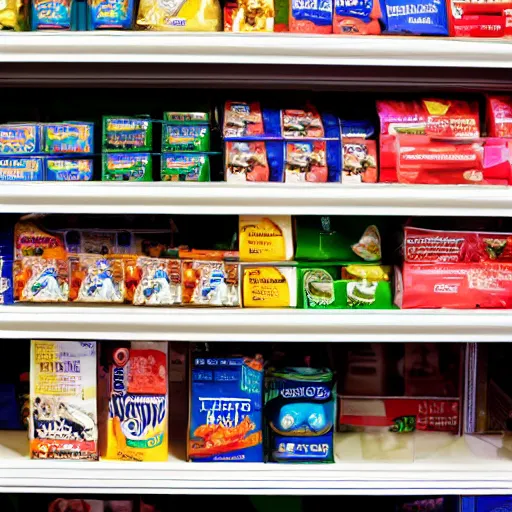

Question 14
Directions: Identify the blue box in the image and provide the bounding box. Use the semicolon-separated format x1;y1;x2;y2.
45;158;93;181
189;355;264;462
0;157;44;181
0;124;41;155
42;122;94;154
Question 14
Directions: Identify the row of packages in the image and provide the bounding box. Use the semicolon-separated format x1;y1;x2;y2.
3;214;512;309
3;0;512;38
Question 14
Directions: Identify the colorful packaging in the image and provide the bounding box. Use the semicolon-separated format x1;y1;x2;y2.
88;0;135;28
0;124;41;155
380;0;449;35
136;0;221;31
0;0;27;30
242;264;297;307
30;340;98;460
265;367;335;463
103;342;168;461
333;0;382;34
0;157;44;181
377;99;480;182
182;254;240;306
299;264;393;309
49;499;104;512
31;0;73;28
285;141;328;183
43;123;94;154
239;216;294;262
45;158;93;181
224;0;275;31
223;101;266;138
0;227;13;305
102;117;152;152
449;0;512;37
130;257;182;305
162;112;210;152
289;0;333;33
487;96;512;138
189;354;264;462
294;216;383;262
225;140;278;182
69;255;125;303
395;262;512;309
102;153;152;181
342;138;377;183
161;154;210;182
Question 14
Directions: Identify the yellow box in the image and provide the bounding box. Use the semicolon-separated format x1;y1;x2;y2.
242;265;297;308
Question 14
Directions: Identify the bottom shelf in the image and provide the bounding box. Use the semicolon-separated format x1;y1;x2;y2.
1;432;512;495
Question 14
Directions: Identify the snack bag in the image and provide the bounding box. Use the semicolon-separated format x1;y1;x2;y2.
43;123;94;154
30;340;98;460
333;0;382;34
102;153;152;181
0;124;41;155
289;0;332;33
88;0;135;28
285;141;328;183
487;96;512;138
103;342;168;462
136;0;221;31
49;499;104;512
102;117;152;152
265;367;335;463
449;0;512;37
239;215;294;261
380;0;449;35
45;158;93;181
31;0;72;28
0;0;27;30
189;354;264;462
242;264;297;307
161;154;210;182
0;157;44;181
223;101;265;138
226;0;274;31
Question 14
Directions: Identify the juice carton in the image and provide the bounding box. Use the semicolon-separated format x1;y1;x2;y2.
102;342;169;462
30;340;98;460
265;367;336;463
189;354;264;462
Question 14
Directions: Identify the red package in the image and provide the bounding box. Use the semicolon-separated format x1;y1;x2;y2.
488;96;512;138
224;2;236;31
127;349;167;395
377;99;480;183
449;0;512;37
404;226;512;264
281;107;324;138
225;141;270;181
342;138;378;183
223;101;264;138
285;141;328;182
395;262;512;309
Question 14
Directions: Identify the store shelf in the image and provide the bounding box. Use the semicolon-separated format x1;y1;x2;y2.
1;306;512;342
1;432;512;494
2;33;512;68
1;182;512;216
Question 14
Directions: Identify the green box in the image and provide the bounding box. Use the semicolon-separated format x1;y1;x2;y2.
102;116;152;152
160;153;210;182
162;112;210;153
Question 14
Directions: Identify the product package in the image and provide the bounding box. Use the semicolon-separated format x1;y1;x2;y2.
88;0;135;28
224;0;275;31
377;98;480;182
239;215;294;261
102;153;152;181
30;340;98;460
189;354;264;462
102;342;168;461
299;264;393;309
129;257;182;306
45;158;93;181
31;0;74;29
289;0;333;33
0;157;44;181
0;124;41;155
396;136;512;185
136;0;221;31
181;250;240;306
341;120;378;183
294;216;383;262
333;0;382;34
380;0;449;35
42;123;94;154
161;154;210;182
449;0;512;37
0;226;13;305
265;367;336;463
0;0;27;30
162;112;210;152
102;117;152;152
223;101;342;183
487;96;512;138
242;264;297;307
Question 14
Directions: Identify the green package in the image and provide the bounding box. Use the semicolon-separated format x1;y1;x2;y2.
294;216;384;263
162;112;210;152
160;153;210;182
102;116;152;152
102;153;152;181
298;264;395;309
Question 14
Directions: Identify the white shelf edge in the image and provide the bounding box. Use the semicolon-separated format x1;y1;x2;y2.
1;306;512;342
0;183;511;216
2;33;512;68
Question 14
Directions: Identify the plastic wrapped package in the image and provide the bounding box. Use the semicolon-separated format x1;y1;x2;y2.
289;0;333;33
381;0;449;35
224;0;274;31
88;0;135;29
136;0;221;31
0;0;27;30
333;0;382;34
449;0;512;37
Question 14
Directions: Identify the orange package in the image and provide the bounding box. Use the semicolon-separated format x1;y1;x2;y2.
333;0;382;34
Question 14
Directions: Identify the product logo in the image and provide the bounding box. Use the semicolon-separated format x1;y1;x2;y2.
280;386;330;400
433;284;459;293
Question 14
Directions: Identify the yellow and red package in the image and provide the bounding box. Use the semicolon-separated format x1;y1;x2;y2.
333;0;382;34
224;0;274;31
487;96;512;138
377;99;480;182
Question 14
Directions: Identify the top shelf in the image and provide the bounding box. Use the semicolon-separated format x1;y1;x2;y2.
2;32;512;68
